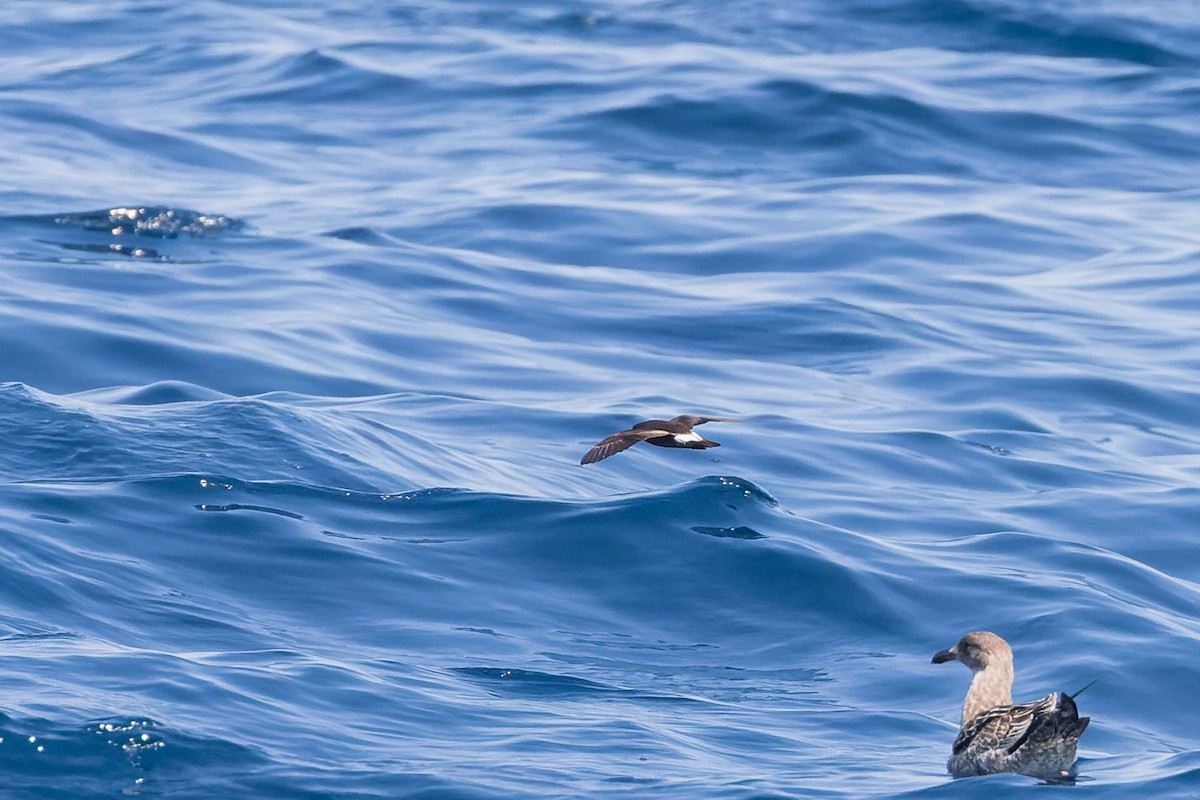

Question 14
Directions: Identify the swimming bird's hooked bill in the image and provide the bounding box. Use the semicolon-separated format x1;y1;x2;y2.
580;415;743;465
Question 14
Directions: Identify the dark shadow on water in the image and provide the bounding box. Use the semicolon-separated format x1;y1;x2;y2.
691;525;766;540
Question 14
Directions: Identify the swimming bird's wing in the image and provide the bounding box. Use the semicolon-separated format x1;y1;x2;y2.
952;695;1054;756
580;428;671;465
998;695;1059;754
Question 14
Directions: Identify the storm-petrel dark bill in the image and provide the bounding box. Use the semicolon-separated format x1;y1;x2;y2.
580;415;744;465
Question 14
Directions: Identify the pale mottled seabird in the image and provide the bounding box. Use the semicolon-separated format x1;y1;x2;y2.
580;415;743;465
932;631;1090;782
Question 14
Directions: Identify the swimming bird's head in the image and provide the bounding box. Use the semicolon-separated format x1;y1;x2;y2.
932;630;1012;672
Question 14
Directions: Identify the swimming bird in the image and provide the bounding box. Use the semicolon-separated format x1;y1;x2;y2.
932;631;1090;782
580;415;743;465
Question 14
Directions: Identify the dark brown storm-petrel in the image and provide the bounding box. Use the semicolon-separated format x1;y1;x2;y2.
580;415;744;465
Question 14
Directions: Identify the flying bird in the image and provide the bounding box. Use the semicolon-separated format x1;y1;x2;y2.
580;415;743;465
932;631;1091;782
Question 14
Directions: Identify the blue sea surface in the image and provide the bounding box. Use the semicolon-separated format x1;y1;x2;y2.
2;1;1200;797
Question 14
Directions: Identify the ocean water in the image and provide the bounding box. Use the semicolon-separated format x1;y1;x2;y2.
2;1;1199;797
